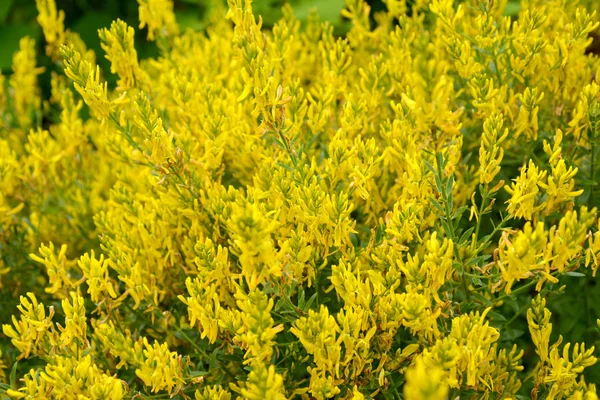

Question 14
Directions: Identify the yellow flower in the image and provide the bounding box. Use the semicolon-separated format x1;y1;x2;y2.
36;0;66;57
61;44;112;119
515;88;544;141
498;222;549;293
505;160;547;220
99;19;142;89
10;37;44;128
30;242;73;296
137;0;179;41
3;0;600;399
235;288;283;364
77;250;118;302
527;295;552;362
2;293;56;359
404;358;449;400
479;112;508;184
135;338;184;394
236;363;286;400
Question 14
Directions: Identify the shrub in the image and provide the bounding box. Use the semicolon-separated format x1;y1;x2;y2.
1;0;600;398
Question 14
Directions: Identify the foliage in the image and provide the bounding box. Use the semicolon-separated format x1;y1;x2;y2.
1;0;600;399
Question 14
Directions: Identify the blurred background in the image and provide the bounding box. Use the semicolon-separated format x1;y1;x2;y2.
0;0;523;75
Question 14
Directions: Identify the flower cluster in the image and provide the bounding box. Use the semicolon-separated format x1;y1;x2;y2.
1;0;600;398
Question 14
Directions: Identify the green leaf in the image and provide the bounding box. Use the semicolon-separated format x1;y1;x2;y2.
297;286;306;309
422;159;436;175
441;219;453;238
451;205;469;220
565;271;586;277
10;360;18;389
446;175;454;197
303;292;318;311
434;174;444;195
488;311;507;322
458;226;475;245
473;292;492;306
275;162;294;171
428;196;445;213
504;328;525;340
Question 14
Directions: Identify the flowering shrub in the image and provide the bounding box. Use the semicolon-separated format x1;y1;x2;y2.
1;0;600;398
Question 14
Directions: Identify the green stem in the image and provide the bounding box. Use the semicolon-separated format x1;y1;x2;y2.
462;278;472;302
591;133;596;208
474;185;489;241
495;279;537;303
495;271;561;304
505;306;525;327
177;328;206;356
474;213;511;255
492;52;503;86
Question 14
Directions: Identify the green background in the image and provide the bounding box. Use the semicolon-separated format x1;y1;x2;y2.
0;0;523;75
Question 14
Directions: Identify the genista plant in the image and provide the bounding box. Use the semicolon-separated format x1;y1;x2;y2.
1;0;600;398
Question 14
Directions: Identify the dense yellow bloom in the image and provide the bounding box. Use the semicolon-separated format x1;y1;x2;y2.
138;0;179;41
36;0;65;57
30;242;74;297
291;305;342;398
479;112;509;184
2;293;55;359
94;321;145;369
99;20;142;90
136;339;184;394
498;207;595;292
77;250;118;302
10;37;44;129
404;358;449;400
60;45;112;119
235;363;286;400
548;207;595;273
195;385;232;400
235;289;283;364
586;219;600;276
2;0;600;398
570;82;600;140
528;295;553;363
528;296;598;399
9;355;125;399
515;87;544;141
539;130;584;214
498;222;549;293
228;201;281;290
505;159;547;220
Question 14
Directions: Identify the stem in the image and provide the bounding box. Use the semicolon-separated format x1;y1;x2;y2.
277;125;298;170
590;130;596;208
462;278;472;302
495;271;560;304
473;213;511;255
495;279;537;303
474;185;489;241
492;52;503;85
505;306;525;327
437;155;471;301
584;279;592;339
177;328;206;356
